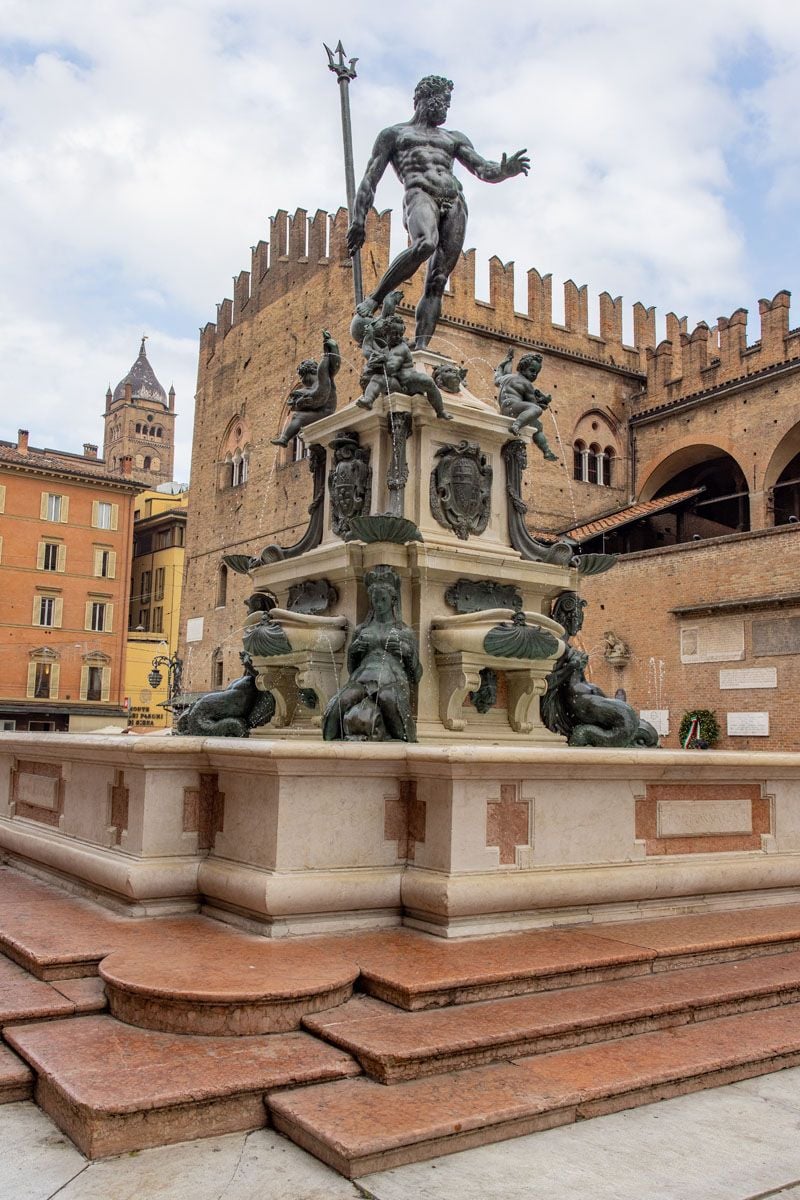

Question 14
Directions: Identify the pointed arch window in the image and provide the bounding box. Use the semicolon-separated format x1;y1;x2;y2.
573;440;614;486
216;563;228;608
573;440;588;482
218;417;251;490
211;648;224;689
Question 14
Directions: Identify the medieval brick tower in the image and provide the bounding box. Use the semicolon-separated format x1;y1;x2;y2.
103;338;176;485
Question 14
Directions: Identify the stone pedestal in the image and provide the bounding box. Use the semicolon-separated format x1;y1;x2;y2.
247;358;573;745
3;734;800;939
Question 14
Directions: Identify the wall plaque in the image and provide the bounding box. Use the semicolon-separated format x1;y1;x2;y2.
635;781;771;856
186;617;204;643
719;668;777;690
11;760;65;827
727;711;770;736
753;616;800;658
640;709;669;735
657;798;752;838
680;618;744;664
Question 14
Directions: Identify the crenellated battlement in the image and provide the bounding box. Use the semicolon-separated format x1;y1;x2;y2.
198;206;664;376
640;290;799;411
198;205;392;364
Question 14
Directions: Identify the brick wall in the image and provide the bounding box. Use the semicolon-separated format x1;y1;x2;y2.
580;523;800;751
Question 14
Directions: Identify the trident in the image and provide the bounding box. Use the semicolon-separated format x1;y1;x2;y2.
324;40;363;306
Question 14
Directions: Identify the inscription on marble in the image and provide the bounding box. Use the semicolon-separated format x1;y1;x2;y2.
719;668;777;690
640;709;669;735
12;760;64;827
681;619;744;664
657;798;752;838
17;772;59;810
753;616;800;658
727;711;770;736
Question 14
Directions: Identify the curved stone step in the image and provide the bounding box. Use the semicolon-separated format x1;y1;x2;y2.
305;950;800;1081
270;1003;800;1178
100;925;359;1035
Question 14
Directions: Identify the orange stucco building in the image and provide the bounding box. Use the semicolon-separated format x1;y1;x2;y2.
0;430;140;732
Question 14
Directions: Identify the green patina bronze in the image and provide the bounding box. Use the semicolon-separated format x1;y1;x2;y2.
323;565;421;742
483;612;559;660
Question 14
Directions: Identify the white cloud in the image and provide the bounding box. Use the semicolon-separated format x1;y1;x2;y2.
0;0;799;479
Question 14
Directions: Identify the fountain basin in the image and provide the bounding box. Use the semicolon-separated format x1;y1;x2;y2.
244;609;348;656
430;609;565;662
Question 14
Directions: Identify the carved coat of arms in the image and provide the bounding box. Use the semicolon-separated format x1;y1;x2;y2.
328;432;372;538
430;440;492;540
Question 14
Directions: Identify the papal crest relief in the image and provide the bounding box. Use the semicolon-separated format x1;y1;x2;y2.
429;440;492;540
328;431;372;538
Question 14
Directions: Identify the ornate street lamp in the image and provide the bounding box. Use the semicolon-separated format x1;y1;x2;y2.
147;653;183;703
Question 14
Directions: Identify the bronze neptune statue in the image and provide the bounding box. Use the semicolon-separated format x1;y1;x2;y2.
323;565;422;741
347;76;529;348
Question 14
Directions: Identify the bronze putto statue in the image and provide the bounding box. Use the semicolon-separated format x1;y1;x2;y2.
495;350;558;462
271;330;340;448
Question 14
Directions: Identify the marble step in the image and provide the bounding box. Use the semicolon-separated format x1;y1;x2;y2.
5;1014;360;1159
100;930;359;1035
270;1003;800;1178
5;866;800;1019
305;950;800;1081
0;1043;32;1104
0;951;106;1028
355;905;800;1009
0;866;131;979
0;870;357;1031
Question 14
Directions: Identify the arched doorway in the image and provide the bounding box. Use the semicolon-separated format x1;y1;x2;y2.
651;453;750;540
763;422;800;526
771;450;800;525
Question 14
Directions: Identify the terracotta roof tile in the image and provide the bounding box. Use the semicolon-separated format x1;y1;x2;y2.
0;443;139;488
533;488;704;544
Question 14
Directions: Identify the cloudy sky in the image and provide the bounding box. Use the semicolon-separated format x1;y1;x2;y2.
2;0;800;481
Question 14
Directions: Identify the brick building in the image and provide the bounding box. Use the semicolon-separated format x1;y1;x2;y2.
0;430;140;733
180;205;800;749
577;296;800;751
